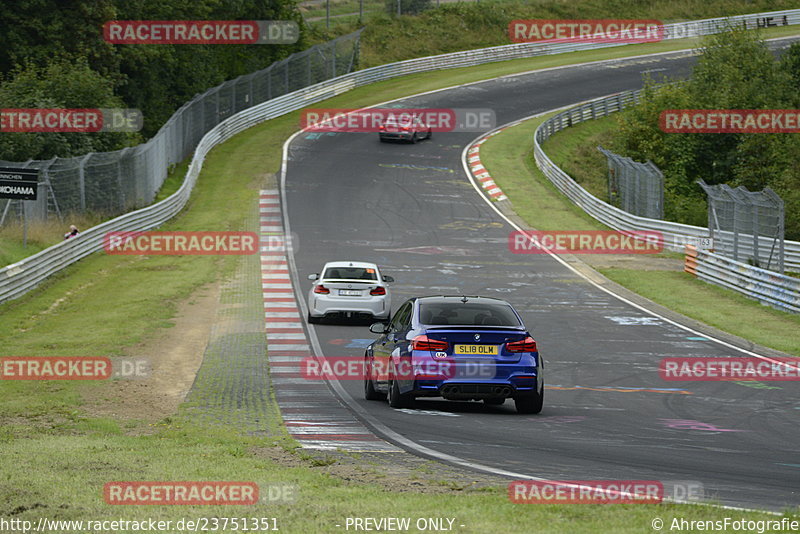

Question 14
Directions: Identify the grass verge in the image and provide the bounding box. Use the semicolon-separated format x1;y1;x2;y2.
334;0;800;68
544;114;618;202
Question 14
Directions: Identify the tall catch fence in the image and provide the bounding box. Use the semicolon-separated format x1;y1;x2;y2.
0;30;363;226
697;180;785;273
597;146;664;220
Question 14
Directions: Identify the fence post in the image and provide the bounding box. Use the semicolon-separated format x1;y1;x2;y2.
332;40;337;78
117;147;132;211
78;153;92;212
267;65;272;100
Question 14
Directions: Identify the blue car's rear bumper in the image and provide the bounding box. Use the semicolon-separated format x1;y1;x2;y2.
398;352;541;398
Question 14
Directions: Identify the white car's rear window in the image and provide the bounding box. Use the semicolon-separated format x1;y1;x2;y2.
323;267;378;281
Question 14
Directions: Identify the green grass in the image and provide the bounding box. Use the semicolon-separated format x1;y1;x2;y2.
599;268;800;355
0;214;107;267
544;114;618;202
353;0;800;68
0;159;191;268
4;425;793;533
154;159;192;203
2;18;800;532
480;113;800;356
480;113;606;232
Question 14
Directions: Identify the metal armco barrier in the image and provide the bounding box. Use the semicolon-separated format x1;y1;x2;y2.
534;92;800;273
684;246;800;314
2;9;800;304
534;94;800;312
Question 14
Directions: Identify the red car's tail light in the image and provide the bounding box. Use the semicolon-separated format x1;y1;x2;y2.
313;284;330;294
506;336;538;353
370;286;386;296
411;335;448;351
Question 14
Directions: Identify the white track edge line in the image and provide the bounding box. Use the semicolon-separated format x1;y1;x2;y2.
276;45;800;515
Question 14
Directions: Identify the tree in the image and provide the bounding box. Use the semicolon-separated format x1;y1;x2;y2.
0;59;138;160
613;29;799;237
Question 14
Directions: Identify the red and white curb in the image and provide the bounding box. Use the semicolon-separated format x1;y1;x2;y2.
260;190;399;452
467;129;508;201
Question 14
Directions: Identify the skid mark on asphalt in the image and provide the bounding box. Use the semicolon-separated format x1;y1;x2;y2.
260;190;399;452
378;163;453;173
658;419;748;432
604;315;664;326
328;338;374;348
547;385;693;394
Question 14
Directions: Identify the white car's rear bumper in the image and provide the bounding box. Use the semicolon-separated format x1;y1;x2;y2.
309;292;390;319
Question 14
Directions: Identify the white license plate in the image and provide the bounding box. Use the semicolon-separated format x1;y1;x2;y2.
338;289;361;296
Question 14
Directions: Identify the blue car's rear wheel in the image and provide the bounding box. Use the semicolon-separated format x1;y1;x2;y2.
514;387;543;414
387;363;414;408
364;357;386;401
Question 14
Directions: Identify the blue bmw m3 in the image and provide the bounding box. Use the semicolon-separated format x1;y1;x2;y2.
364;295;544;414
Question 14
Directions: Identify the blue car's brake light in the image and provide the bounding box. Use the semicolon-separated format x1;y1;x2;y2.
411;335;448;351
506;336;538;353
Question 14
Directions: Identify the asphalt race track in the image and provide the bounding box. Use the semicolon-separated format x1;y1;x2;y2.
283;46;800;511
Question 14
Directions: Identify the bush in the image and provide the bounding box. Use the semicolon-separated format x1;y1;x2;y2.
384;0;432;16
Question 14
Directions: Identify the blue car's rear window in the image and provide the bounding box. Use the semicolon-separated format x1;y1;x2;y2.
418;302;521;326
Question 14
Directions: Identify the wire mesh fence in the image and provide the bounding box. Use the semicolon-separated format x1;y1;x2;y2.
597;145;664;220
697;179;785;273
0;29;363;227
